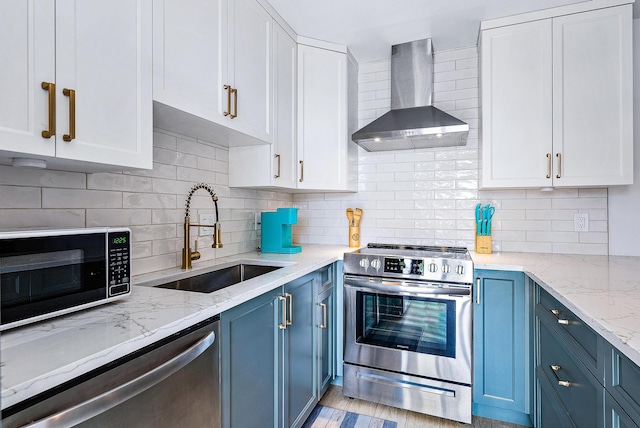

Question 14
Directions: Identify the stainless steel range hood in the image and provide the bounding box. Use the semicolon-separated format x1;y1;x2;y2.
352;38;469;151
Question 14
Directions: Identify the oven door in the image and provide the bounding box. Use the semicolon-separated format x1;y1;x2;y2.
344;275;472;385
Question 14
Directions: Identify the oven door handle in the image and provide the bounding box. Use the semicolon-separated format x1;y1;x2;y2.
344;276;470;297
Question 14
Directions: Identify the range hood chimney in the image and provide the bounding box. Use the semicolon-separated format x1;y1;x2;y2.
352;38;469;151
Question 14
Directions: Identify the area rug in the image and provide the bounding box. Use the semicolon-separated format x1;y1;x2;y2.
302;404;398;428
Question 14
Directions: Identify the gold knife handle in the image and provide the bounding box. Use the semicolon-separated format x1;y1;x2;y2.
41;82;56;138
62;88;75;142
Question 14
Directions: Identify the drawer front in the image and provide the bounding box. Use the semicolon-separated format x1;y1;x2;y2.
538;318;603;427
538;287;601;377
537;368;576;428
605;391;639;428
316;263;334;294
605;345;640;423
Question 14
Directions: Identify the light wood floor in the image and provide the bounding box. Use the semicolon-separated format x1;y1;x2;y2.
318;385;528;428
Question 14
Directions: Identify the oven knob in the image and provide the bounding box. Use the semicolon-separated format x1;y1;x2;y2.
456;265;465;275
359;259;370;269
371;259;381;270
428;263;437;273
442;264;451;274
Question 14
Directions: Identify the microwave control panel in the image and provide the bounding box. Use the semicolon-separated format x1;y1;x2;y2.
108;231;130;296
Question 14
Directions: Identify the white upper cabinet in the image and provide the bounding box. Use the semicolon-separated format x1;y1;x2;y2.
229;38;358;192
480;2;633;189
153;0;273;146
229;22;297;188
0;0;153;171
296;42;358;192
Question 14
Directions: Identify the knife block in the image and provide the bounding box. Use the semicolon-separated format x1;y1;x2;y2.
475;224;492;254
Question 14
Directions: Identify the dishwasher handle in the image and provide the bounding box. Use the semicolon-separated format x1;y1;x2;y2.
27;330;216;427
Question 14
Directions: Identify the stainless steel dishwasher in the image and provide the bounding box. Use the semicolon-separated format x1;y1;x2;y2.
2;317;220;427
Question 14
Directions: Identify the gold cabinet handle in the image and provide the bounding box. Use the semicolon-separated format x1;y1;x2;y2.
223;85;231;116
476;277;481;305
546;153;552;179
62;88;75;142
274;154;281;178
550;365;571;387
278;295;287;329
230;87;237;119
285;292;292;326
556;153;562;179
550;309;570;325
41;82;56;138
319;302;327;329
299;160;304;182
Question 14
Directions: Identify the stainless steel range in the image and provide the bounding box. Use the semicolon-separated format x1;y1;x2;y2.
343;243;473;424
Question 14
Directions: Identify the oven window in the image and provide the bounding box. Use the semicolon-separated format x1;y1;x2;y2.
355;291;456;358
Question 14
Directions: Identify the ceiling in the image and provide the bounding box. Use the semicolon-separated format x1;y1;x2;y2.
265;0;635;63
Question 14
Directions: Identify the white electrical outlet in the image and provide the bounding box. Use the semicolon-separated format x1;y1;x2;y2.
574;213;589;232
199;213;215;236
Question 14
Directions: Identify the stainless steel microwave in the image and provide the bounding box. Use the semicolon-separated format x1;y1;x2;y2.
0;227;132;331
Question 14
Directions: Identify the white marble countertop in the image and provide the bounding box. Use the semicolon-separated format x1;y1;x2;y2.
0;245;349;410
472;251;640;367
2;247;640;411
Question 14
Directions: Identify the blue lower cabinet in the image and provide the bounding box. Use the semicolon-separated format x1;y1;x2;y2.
473;270;533;426
221;273;318;428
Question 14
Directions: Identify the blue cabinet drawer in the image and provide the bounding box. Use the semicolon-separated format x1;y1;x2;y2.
605;390;639;428
538;318;604;427
316;263;334;294
537;287;603;381
605;345;640;424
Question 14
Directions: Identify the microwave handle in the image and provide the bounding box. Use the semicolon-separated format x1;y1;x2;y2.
344;276;470;297
26;331;215;427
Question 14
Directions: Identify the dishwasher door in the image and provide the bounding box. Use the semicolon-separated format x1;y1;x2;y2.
2;317;220;428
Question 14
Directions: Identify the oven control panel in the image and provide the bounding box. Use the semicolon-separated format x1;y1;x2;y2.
384;258;424;275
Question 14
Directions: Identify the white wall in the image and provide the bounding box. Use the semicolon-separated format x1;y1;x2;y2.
293;46;610;255
608;18;640;257
0;130;293;276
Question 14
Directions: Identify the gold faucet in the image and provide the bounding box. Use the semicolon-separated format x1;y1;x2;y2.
182;183;223;269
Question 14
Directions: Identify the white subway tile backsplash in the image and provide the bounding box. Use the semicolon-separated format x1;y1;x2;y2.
86;209;151;227
42;189;122;209
0;165;86;188
0;186;41;208
294;45;610;254
0;209;85;230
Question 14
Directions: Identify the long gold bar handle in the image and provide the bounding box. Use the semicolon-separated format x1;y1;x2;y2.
556;153;562;179
62;88;75;142
230;88;237;119
299;160;304;182
274;154;281;178
278;295;287;329
223;85;231;116
476;277;481;305
546;153;552;179
41;82;56;138
285;292;292;326
550;365;571;387
319;302;327;329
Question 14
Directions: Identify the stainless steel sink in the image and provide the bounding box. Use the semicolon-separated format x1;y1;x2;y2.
155;264;283;293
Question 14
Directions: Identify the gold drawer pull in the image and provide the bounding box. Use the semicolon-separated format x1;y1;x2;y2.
285;292;292;326
274;154;281;178
550;365;571;387
319;302;327;329
41;82;56;138
556;153;562;179
223;85;231;117
550;309;570;325
299;160;304;182
230;87;237;119
546;153;552;179
278;295;287;329
62;88;75;142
